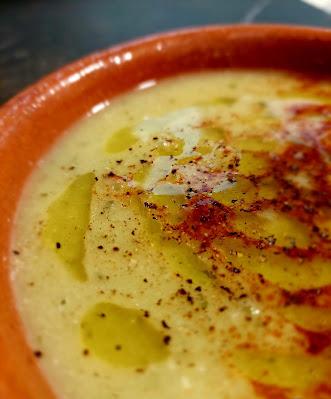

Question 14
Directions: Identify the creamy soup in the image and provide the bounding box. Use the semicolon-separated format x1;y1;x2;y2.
11;71;331;399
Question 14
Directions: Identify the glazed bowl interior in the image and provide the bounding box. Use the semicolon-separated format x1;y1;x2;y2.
1;24;331;399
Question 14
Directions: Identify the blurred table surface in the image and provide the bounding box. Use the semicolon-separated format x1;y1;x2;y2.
1;0;331;104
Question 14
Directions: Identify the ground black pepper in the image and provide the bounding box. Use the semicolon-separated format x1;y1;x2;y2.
161;320;170;329
34;350;43;358
163;335;171;345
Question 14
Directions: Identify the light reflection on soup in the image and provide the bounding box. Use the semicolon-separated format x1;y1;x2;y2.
11;71;331;399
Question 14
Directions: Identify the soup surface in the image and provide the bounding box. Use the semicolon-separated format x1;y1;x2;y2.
11;71;331;399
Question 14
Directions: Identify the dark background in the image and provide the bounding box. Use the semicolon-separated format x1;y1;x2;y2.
1;0;331;104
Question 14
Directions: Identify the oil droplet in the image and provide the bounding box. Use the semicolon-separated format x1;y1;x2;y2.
220;238;331;290
139;200;211;287
201;126;228;142
231;348;330;389
231;135;277;152
156;137;184;156
234;209;311;248
281;305;331;332
81;302;169;367
237;151;268;176
212;176;256;206
133;163;152;184
105;127;138;153
43;173;94;281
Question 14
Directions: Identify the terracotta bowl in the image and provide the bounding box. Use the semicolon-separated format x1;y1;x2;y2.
1;24;331;399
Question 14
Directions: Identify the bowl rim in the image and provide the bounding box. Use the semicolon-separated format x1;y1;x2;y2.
2;23;331;113
1;23;331;399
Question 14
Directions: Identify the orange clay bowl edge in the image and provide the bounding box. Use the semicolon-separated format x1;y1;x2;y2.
1;24;331;398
